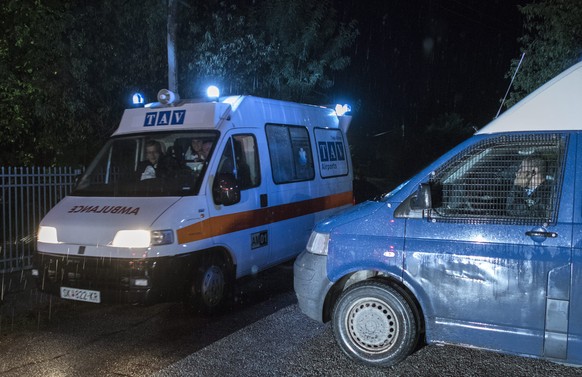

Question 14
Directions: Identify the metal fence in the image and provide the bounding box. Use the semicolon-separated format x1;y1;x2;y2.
1;166;81;273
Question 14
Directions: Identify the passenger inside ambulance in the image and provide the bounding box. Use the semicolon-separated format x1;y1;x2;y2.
138;140;164;180
140;140;185;181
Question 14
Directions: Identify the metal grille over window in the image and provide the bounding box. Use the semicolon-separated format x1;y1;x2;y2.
428;134;566;224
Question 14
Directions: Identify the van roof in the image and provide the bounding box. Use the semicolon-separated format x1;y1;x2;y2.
476;61;582;134
113;95;341;136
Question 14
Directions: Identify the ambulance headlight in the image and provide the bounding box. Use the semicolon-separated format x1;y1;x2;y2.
150;230;174;246
38;226;59;244
112;229;174;247
306;231;330;256
112;230;150;248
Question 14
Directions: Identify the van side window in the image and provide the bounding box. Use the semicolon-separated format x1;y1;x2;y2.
266;124;314;184
428;133;567;224
217;134;260;190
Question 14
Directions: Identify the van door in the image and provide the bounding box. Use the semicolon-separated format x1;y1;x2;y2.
206;132;269;277
570;132;582;364
402;133;574;359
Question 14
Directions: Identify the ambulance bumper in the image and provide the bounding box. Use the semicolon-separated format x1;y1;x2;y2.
33;251;189;305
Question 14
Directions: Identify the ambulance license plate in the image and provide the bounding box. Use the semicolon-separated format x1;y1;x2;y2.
60;287;101;303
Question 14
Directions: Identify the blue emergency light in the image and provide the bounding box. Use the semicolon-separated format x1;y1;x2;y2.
207;85;220;99
132;93;145;106
335;104;352;116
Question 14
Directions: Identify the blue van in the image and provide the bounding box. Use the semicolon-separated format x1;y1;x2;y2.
294;62;582;367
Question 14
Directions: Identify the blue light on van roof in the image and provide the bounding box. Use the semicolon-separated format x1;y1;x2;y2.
132;93;145;105
207;85;220;99
335;104;351;116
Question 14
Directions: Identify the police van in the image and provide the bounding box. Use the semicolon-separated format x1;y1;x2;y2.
295;62;582;367
33;90;353;312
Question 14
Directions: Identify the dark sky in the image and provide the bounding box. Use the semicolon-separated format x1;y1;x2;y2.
332;0;527;136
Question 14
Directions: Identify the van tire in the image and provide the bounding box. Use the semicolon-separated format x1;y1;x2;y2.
332;281;418;367
187;254;231;315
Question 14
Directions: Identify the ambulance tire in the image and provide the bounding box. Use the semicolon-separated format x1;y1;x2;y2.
332;281;418;367
188;254;232;315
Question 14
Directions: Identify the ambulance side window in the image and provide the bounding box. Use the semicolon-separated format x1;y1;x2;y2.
265;124;314;184
217;134;260;190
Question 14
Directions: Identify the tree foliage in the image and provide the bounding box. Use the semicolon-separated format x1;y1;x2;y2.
505;0;582;107
0;0;166;166
179;0;357;102
0;0;356;166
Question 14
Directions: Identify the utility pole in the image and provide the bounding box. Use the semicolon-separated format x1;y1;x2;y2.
167;0;178;93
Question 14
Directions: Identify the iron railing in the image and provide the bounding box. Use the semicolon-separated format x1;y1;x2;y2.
1;167;81;273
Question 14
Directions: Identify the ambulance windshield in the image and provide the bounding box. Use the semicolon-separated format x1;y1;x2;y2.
71;131;218;197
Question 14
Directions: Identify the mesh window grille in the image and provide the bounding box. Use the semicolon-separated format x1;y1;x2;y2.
428;133;567;225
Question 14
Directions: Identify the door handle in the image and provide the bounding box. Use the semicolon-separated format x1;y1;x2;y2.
525;230;558;238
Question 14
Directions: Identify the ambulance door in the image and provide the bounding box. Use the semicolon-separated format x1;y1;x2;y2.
207;132;270;277
264;124;318;264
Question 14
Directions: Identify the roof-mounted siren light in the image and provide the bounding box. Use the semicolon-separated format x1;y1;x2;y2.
206;85;220;100
335;104;352;133
157;89;180;105
132;92;145;107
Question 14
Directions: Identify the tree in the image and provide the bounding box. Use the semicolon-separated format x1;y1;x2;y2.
0;0;167;166
0;0;356;166
179;0;357;103
505;0;582;108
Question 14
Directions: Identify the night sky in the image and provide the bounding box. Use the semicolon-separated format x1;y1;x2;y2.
329;0;528;180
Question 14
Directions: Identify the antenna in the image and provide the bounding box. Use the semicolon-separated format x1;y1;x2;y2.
496;52;526;118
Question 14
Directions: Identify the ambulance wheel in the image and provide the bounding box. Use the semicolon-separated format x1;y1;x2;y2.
332;281;418;367
188;254;232;315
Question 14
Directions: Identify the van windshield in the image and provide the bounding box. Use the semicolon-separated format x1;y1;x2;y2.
71;131;218;197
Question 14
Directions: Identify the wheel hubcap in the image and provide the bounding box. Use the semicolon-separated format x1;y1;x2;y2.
346;298;399;353
201;265;224;307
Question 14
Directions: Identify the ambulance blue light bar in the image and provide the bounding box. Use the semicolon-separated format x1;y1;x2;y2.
207;85;220;99
132;93;145;106
335;104;351;116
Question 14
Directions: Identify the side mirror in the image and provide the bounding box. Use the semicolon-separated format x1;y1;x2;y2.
212;173;241;206
410;183;432;210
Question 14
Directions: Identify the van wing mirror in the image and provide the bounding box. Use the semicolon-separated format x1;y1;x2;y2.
409;183;442;210
212;173;241;206
410;183;432;210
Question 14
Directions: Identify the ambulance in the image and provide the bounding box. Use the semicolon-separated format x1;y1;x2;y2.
33;89;353;312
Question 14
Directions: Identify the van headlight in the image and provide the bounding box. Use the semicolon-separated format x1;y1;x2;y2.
38;226;59;244
112;229;174;248
306;231;330;256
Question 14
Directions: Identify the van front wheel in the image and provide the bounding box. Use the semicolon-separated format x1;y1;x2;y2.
188;254;231;314
332;281;418;367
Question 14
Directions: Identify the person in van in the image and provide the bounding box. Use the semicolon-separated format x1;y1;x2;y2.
506;155;552;218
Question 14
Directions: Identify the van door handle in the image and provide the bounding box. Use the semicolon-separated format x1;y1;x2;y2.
525;230;558;238
260;194;268;208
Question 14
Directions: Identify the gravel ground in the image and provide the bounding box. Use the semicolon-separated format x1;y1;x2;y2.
155;304;582;377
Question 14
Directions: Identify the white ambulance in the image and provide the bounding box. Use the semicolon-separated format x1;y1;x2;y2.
33;90;353;312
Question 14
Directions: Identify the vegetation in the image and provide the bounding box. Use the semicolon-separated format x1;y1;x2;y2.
0;0;357;166
505;0;582;107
